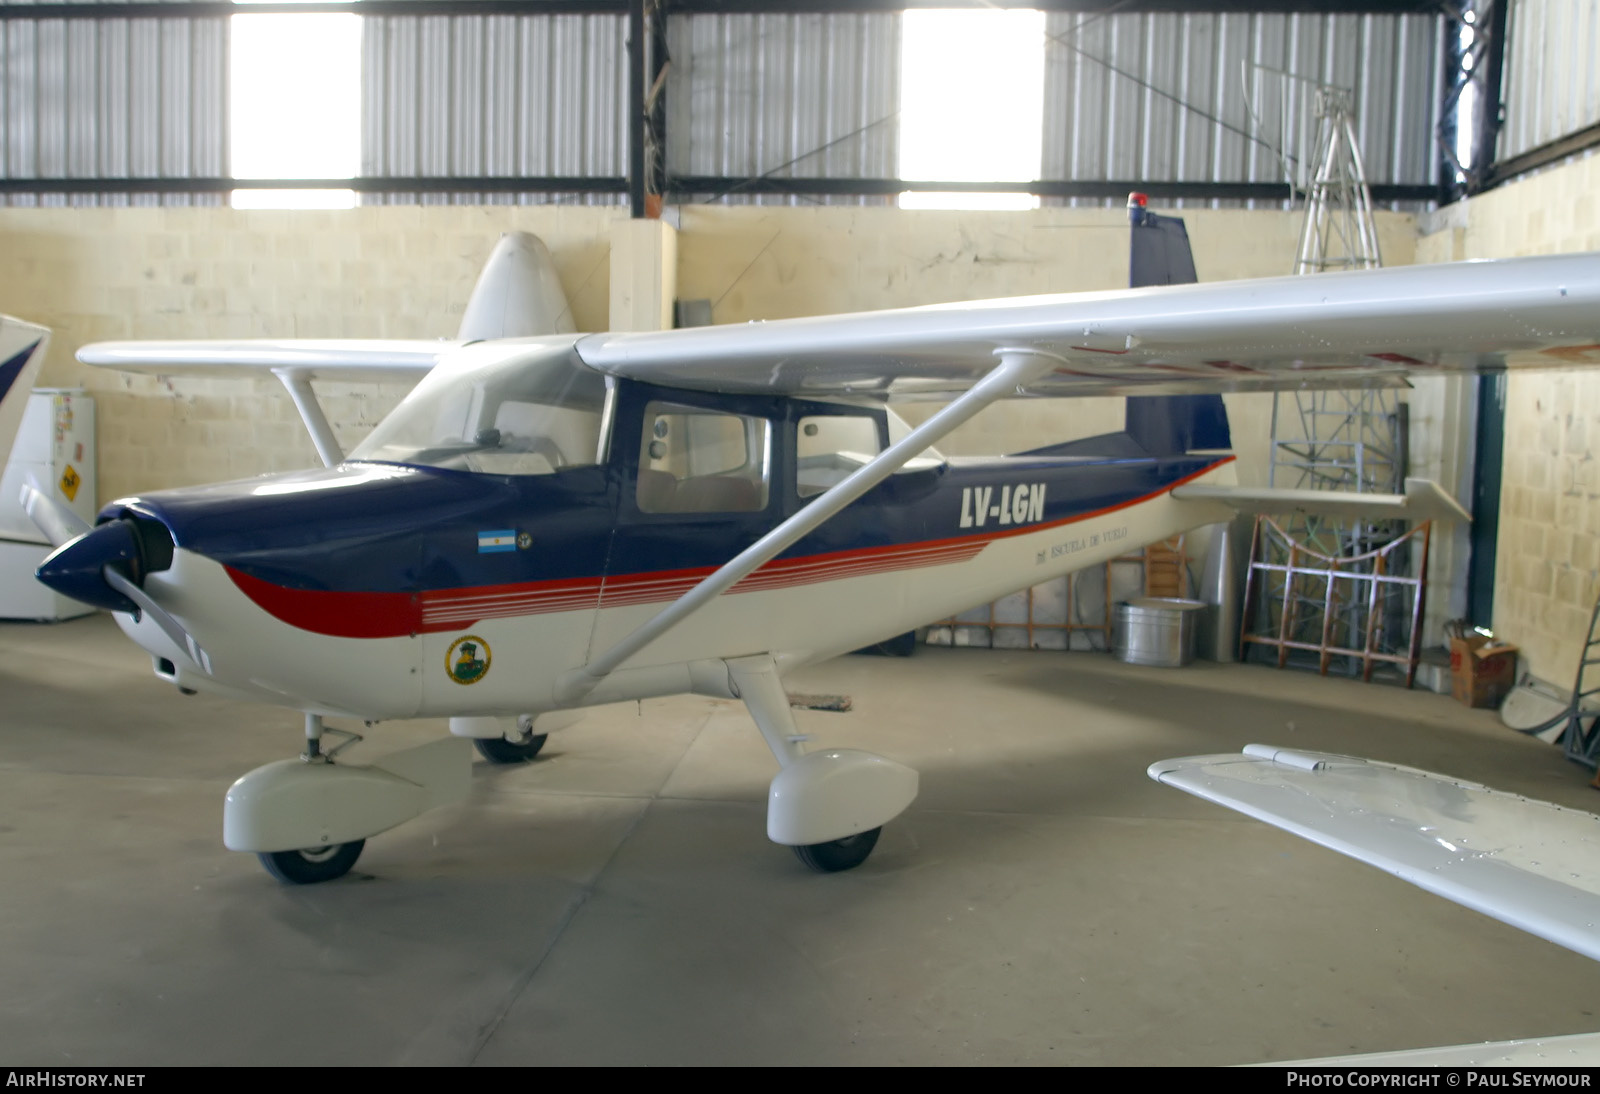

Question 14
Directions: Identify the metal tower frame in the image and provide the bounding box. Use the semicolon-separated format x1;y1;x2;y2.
1252;84;1421;682
1270;85;1403;557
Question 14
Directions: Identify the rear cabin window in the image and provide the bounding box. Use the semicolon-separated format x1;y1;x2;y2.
796;414;882;498
637;402;771;513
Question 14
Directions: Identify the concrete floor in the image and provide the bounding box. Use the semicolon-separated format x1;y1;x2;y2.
4;614;1600;1066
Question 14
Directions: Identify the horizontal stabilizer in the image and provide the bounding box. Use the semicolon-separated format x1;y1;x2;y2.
1170;476;1470;524
1149;746;1600;963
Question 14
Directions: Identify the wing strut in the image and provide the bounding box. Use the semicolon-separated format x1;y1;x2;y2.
273;368;342;468
561;349;1058;701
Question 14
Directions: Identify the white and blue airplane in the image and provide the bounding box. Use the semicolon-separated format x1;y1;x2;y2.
19;221;1600;886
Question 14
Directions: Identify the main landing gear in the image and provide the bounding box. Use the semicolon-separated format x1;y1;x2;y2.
726;654;918;874
471;714;549;764
791;828;882;873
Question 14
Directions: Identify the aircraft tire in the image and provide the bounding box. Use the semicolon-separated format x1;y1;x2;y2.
473;734;549;764
257;840;365;885
792;827;881;873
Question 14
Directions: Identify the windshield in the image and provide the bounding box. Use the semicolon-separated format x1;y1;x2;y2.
350;339;609;475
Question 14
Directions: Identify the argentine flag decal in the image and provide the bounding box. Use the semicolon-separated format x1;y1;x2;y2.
477;529;517;554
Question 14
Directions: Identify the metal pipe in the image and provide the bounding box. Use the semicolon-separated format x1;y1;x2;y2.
0;176;1439;204
628;0;647;219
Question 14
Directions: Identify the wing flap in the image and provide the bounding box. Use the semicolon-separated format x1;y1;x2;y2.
578;253;1600;398
1149;746;1600;962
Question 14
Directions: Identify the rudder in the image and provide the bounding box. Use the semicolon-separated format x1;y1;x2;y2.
1124;192;1230;457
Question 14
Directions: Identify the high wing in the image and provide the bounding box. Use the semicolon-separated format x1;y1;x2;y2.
77;339;452;467
576;253;1600;398
1148;745;1600;963
75;339;451;382
76;254;1600;402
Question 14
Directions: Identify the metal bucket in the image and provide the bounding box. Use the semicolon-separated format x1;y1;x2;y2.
1113;598;1206;668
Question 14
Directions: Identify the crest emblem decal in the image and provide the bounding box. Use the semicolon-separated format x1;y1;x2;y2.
446;634;491;685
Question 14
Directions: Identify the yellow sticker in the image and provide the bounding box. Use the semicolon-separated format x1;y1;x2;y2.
446;634;491;686
59;465;80;502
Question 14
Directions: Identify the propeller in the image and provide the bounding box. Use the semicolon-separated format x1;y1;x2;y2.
102;566;213;674
29;496;214;675
19;478;89;547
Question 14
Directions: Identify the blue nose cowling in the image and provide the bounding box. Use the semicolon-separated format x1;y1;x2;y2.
36;519;144;613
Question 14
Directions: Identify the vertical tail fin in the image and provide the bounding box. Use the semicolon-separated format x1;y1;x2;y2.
1125;193;1230;456
1128;194;1199;287
0;315;49;471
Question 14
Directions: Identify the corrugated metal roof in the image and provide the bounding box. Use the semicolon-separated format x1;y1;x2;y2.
360;11;627;205
1;0;225;206
1500;0;1600;162
1041;9;1442;208
0;5;1450;208
665;11;899;206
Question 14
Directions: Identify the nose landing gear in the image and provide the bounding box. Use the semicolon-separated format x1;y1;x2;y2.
225;715;473;885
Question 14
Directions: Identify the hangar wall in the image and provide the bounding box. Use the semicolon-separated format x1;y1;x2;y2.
1418;150;1600;688
0;204;620;495
0;202;1417;507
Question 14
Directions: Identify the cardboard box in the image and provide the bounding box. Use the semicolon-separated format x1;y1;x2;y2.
1450;635;1519;708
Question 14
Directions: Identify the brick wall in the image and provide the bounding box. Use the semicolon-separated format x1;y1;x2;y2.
1418;151;1600;686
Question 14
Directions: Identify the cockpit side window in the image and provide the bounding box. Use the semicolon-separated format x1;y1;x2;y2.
637;402;771;513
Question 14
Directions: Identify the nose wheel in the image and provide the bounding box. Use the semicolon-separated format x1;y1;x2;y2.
257;840;366;885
